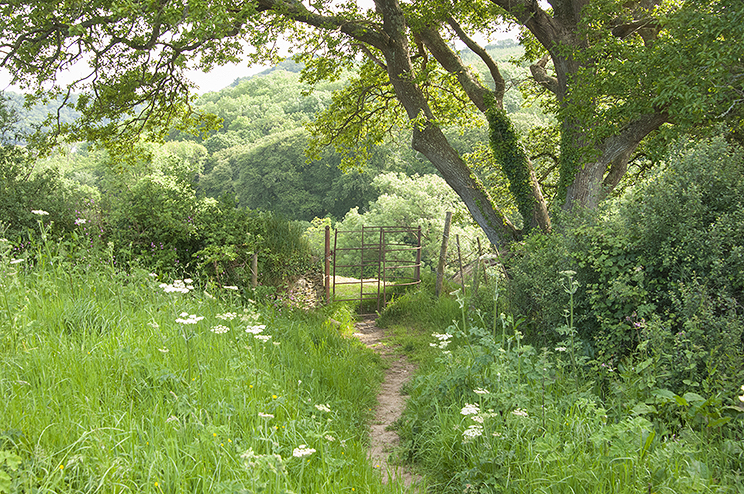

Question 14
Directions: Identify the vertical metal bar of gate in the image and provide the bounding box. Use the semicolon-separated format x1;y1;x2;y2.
360;226;365;301
377;228;384;313
332;229;338;301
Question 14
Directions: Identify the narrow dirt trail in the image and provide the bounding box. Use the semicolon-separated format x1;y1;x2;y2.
352;316;423;491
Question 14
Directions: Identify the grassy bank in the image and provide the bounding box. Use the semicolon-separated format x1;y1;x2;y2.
0;252;404;493
378;282;744;494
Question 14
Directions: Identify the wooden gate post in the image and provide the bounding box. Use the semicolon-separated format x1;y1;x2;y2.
415;225;421;282
324;225;331;302
436;212;452;297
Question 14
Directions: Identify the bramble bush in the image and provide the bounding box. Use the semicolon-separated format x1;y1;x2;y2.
504;136;744;398
1;141;313;293
382;268;744;494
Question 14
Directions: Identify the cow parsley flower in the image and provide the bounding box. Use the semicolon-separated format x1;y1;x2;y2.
210;325;230;334
216;312;237;320
511;408;529;417
314;404;331;413
160;279;192;293
246;325;266;334
175;313;204;324
31;210;49;216
292;445;316;458
461;403;480;416
462;425;483;442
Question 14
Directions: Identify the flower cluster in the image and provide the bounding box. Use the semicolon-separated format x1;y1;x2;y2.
216;312;237;320
461;403;480;416
246;324;267;335
314;403;331;413
511;408;529;417
31;210;49;216
176;312;204;325
160;279;194;293
210;325;230;334
430;332;453;349
292;445;316;458
462;424;484;442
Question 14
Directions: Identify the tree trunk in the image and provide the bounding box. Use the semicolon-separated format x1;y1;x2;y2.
374;0;519;249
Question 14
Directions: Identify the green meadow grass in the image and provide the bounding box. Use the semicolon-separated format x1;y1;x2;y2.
0;257;412;493
379;284;744;494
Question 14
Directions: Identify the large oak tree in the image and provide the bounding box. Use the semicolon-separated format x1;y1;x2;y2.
2;0;741;249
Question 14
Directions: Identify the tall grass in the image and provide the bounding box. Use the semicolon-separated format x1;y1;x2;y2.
381;278;744;493
0;236;412;493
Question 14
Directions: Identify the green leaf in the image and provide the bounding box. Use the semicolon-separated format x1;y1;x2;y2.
674;395;689;407
707;417;732;428
0;470;10;494
631;403;657;416
682;392;706;403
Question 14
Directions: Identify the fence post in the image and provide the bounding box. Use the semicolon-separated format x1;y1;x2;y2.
456;234;464;292
436;212;452;297
415;225;421;282
325;225;331;302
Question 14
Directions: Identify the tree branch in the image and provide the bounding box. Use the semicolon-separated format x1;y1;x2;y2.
445;16;506;100
529;54;558;95
415;23;495;113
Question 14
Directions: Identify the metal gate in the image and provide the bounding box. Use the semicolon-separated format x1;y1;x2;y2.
323;225;421;313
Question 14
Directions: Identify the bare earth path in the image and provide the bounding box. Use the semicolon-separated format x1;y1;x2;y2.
352;316;423;491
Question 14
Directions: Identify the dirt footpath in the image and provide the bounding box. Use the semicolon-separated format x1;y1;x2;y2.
352;316;423;491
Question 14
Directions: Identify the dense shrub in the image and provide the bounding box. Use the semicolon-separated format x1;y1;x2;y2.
0;146;91;240
505;137;744;397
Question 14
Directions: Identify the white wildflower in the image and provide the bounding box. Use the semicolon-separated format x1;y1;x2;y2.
210;325;230;334
160;279;192;294
314;404;331;413
223;285;239;291
31;210;49;216
74;218;87;225
471;415;484;423
555;346;568;352
324;435;335;442
462;425;483;442
216;312;237;320
431;332;453;341
254;334;272;342
461;403;480;416
292;445;316;458
511;408;529;417
258;412;274;419
175;313;204;324
473;387;490;395
246;325;266;334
